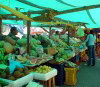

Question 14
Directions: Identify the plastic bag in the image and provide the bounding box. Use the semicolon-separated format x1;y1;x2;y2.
9;60;24;74
76;27;84;37
26;81;43;87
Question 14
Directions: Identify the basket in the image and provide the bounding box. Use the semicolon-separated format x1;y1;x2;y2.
80;51;86;58
64;68;77;86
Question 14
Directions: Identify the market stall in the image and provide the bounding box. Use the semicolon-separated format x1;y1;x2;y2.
0;0;100;87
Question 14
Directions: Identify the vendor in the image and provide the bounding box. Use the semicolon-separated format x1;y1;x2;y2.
8;27;19;41
0;34;5;41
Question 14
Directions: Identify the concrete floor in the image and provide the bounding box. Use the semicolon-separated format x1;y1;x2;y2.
56;57;100;87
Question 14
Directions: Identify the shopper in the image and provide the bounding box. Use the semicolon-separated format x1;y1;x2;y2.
85;30;96;66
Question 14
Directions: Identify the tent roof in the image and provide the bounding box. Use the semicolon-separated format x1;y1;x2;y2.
0;0;100;28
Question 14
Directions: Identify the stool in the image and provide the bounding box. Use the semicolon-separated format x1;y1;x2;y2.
40;77;55;87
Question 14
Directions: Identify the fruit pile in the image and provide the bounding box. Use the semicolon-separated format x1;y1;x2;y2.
34;65;52;74
0;67;33;80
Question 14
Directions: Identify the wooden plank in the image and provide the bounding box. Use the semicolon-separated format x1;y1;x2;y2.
1;10;45;16
3;17;23;20
51;77;55;87
48;79;51;87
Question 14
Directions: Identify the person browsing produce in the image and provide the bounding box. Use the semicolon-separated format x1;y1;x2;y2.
84;30;96;66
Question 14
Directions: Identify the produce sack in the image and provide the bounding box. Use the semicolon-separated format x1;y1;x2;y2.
76;27;84;37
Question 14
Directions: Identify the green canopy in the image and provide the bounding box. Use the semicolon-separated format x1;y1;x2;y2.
0;0;100;28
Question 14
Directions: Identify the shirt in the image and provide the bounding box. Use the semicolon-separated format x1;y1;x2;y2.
85;34;96;46
8;33;19;41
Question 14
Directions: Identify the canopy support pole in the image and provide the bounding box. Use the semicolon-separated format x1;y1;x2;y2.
67;27;70;45
83;24;87;28
41;27;49;33
27;21;31;54
0;18;2;34
49;26;52;38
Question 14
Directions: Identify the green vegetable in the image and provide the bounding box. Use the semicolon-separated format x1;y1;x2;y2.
0;41;4;48
30;50;37;56
0;48;5;54
17;38;27;46
0;64;8;69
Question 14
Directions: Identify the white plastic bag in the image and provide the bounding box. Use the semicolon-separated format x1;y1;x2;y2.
26;81;43;87
76;27;84;37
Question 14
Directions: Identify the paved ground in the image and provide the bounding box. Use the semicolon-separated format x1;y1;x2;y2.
57;56;100;87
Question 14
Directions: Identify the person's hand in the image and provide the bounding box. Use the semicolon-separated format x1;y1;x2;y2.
82;42;86;45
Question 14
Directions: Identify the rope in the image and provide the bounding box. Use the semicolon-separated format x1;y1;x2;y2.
86;10;96;24
56;0;77;7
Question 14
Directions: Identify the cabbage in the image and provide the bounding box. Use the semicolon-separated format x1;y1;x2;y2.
17;38;27;46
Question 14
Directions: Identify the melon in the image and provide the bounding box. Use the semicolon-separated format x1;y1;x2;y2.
4;42;13;54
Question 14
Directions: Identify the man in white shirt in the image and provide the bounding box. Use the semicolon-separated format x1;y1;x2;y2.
85;30;96;66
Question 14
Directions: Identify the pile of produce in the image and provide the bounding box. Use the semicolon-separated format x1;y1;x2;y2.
51;35;67;47
55;58;65;63
0;67;33;80
33;34;55;47
65;61;77;68
34;65;52;74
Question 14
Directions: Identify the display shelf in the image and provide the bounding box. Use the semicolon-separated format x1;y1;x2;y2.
23;57;53;67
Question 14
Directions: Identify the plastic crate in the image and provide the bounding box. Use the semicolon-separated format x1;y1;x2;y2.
64;68;77;86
